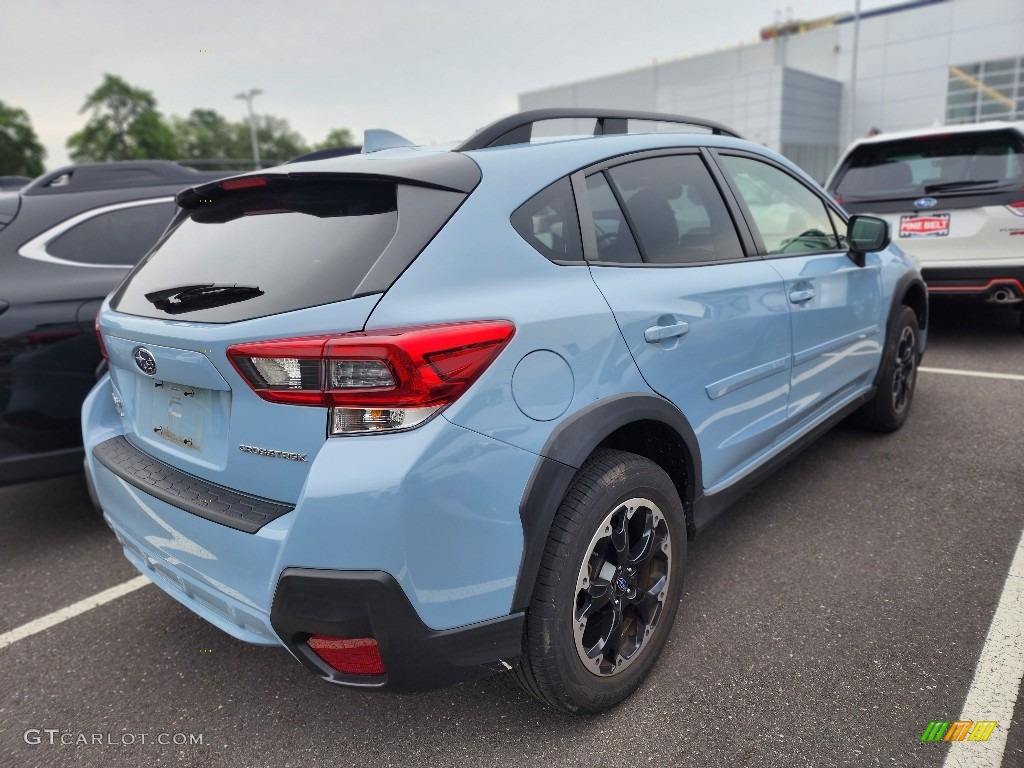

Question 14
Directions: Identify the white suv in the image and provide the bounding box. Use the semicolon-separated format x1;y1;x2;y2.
826;122;1024;324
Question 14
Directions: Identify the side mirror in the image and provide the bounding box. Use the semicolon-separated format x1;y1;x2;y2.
847;215;890;265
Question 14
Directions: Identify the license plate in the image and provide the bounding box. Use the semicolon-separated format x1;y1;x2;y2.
900;213;950;238
151;381;208;450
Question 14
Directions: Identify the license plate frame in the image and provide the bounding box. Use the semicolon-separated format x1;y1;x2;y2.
899;213;950;238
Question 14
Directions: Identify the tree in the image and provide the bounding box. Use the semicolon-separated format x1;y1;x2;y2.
172;108;240;169
234;114;310;164
67;74;177;162
316;128;355;150
0;101;46;177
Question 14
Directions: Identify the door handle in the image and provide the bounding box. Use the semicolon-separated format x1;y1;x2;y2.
644;321;689;343
789;288;815;304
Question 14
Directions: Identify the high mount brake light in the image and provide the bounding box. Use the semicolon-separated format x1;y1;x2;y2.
226;321;515;435
221;176;270;191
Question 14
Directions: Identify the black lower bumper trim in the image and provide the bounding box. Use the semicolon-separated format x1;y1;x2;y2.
270;568;524;691
92;435;293;533
924;266;1024;299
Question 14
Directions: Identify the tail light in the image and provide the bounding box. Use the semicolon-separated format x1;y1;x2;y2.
95;315;108;360
1006;200;1024;217
226;320;515;435
307;636;386;676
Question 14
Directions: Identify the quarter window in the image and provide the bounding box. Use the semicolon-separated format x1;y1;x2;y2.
510;177;584;263
719;155;840;255
46;201;176;266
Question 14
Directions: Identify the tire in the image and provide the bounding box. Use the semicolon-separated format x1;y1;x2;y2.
511;448;686;713
853;305;920;433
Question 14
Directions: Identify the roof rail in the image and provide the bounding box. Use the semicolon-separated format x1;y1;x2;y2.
22;161;221;196
455;108;742;151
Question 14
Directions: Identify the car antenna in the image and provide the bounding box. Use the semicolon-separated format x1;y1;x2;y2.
362;129;416;153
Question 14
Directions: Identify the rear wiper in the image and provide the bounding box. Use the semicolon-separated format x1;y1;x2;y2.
923;179;1002;194
145;284;264;315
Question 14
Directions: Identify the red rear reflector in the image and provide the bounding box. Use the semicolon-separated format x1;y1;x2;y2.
307;636;385;676
95;316;108;360
221;176;269;191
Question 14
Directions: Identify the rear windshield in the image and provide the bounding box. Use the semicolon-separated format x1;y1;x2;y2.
832;129;1024;200
111;178;465;322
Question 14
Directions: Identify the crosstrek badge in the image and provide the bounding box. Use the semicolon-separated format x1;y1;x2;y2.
900;213;950;238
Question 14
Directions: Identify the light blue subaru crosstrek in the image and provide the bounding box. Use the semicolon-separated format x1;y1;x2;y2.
84;109;927;713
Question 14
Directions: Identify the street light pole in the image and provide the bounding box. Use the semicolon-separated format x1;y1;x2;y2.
234;89;263;169
847;0;862;147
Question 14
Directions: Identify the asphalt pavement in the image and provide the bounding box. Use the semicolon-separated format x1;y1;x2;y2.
1;302;1021;768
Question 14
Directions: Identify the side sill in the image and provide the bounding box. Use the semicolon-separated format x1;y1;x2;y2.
692;387;875;532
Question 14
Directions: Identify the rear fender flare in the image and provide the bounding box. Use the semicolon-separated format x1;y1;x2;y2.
512;393;701;612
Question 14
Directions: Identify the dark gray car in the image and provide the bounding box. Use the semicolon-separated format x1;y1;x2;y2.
0;161;225;486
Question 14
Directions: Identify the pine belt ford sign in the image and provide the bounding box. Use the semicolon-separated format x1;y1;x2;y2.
900;213;950;238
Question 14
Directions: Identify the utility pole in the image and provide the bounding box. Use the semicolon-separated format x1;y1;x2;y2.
847;0;862;147
234;89;263;169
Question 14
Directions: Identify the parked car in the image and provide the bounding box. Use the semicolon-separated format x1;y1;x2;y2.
85;109;927;713
0;176;32;191
0;161;225;486
826;121;1024;326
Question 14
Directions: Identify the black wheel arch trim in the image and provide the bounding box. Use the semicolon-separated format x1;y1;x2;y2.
883;272;928;382
513;393;702;612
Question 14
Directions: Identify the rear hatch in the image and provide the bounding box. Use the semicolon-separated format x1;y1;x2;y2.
828;128;1024;267
99;160;477;503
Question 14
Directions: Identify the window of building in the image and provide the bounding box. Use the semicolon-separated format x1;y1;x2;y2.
946;57;1024;124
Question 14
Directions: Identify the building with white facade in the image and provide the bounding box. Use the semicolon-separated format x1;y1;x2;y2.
518;0;1024;180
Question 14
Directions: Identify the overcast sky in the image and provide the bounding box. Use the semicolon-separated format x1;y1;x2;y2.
6;0;894;169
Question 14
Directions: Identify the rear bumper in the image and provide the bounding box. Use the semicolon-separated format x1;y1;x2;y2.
271;569;523;690
82;372;536;685
923;266;1024;303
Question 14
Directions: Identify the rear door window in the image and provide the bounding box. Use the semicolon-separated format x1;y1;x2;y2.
606;155;744;264
585;173;643;264
111;178;466;323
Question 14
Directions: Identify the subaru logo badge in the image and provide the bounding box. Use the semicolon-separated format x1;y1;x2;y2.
133;347;157;376
914;197;938;209
615;576;629;593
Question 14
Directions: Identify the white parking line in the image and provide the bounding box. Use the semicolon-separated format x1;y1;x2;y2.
920;366;1024;382
942;526;1024;768
0;575;150;650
